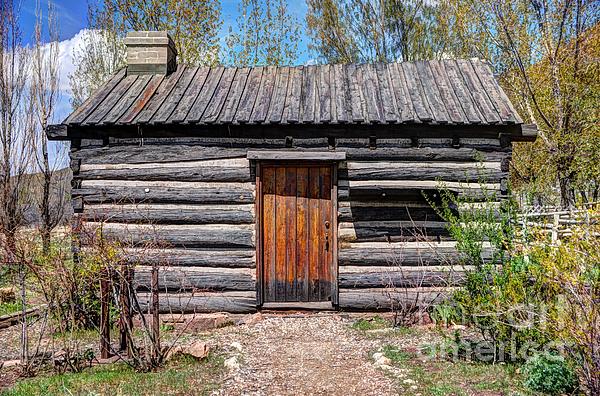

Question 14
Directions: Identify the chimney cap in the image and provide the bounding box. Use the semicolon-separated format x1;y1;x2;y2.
125;31;177;76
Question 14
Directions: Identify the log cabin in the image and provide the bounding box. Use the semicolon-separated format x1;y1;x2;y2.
48;31;537;313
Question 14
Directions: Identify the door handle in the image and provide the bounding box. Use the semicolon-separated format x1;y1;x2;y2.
325;221;330;251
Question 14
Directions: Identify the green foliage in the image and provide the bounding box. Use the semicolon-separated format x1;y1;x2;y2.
225;0;302;66
3;354;224;396
447;0;600;206
351;315;391;331
381;344;412;364
525;210;600;395
306;0;456;63
429;301;462;327
431;175;599;393
523;353;579;395
0;301;21;316
429;181;555;359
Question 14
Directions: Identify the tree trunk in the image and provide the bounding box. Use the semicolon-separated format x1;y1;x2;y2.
559;174;576;208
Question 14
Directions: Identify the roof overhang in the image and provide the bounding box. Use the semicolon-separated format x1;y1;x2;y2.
47;122;538;143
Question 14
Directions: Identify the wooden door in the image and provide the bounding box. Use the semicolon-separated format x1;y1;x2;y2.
260;164;335;303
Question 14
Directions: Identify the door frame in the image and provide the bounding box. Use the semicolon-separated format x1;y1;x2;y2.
254;161;339;307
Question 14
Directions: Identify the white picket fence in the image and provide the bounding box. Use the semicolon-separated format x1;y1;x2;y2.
517;202;599;243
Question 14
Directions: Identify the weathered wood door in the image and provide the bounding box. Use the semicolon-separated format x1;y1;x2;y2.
260;164;335;303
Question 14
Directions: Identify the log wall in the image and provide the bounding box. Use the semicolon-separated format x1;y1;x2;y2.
71;136;509;312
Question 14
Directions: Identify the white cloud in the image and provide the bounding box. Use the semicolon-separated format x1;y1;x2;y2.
53;29;92;122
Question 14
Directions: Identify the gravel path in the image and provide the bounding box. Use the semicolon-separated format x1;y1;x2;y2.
209;313;397;396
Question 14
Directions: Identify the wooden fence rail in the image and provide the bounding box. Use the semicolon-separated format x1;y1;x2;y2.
517;203;599;244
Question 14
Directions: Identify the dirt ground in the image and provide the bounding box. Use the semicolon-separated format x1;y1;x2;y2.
1;312;524;395
207;313;400;396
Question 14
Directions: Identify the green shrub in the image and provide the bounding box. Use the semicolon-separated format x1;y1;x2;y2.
523;353;579;395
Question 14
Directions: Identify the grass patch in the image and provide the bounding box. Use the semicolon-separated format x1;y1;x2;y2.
375;343;530;396
411;361;528;395
2;354;225;396
351;316;391;331
381;345;412;364
0;302;21;317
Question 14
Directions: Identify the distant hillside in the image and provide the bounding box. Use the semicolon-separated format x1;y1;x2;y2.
23;168;72;226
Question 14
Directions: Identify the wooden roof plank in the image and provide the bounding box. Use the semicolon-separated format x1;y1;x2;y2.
347;64;365;123
375;62;398;123
401;62;433;122
150;67;199;124
185;67;225;123
266;66;290;124
135;66;187;124
250;66;277;123
201;67;237;123
100;75;151;125
428;60;467;124
118;74;164;124
235;66;264;123
442;60;483;124
219;67;251;123
361;63;383;123
318;64;332;123
281;66;302;123
471;60;520;124
66;68;127;125
415;61;449;124
168;66;210;123
332;64;350;123
301;65;317;123
63;61;523;128
456;59;501;124
387;63;415;123
82;74;138;125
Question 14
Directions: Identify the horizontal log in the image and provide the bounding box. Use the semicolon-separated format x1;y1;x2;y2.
338;287;453;311
79;159;251;182
337;201;444;222
338;241;495;266
338;221;450;242
108;137;309;148
339;266;469;288
341;161;505;182
75;180;255;204
83;204;255;224
338;180;502;201
73;139;508;164
133;266;255;292
73;144;248;164
135;291;257;314
121;248;255;268
81;222;255;248
341;147;509;161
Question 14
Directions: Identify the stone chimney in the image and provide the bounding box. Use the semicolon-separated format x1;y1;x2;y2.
124;31;177;75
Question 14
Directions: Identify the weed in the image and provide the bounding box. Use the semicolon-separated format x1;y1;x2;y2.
381;345;412;364
351;316;391;331
3;353;225;396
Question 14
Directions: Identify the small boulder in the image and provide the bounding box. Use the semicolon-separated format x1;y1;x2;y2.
230;341;243;352
182;341;209;359
372;352;392;367
224;356;240;371
166;341;209;361
0;287;15;304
